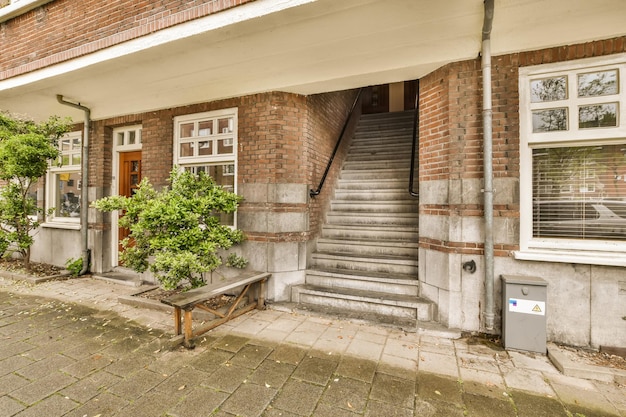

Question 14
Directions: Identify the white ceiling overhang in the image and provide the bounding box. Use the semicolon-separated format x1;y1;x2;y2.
0;0;625;121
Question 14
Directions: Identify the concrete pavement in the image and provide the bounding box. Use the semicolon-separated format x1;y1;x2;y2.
0;276;624;417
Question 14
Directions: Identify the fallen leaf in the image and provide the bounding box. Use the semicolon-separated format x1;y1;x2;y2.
178;385;186;390
347;402;353;409
435;390;441;396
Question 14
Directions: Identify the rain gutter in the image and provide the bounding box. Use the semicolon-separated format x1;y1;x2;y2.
482;0;495;331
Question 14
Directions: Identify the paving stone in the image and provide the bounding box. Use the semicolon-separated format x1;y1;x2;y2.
0;395;25;416
165;386;228;417
14;353;75;381
107;368;166;399
0;341;35;362
550;379;621;416
220;381;278;416
0;372;30;395
370;372;416;409
336;355;377;383
417;372;463;406
213;334;250;352
229;344;273;369
190;348;234;373
271;379;324;416
291;354;337;386
63;391;130;417
510;390;569;417
248;358;296;389
61;352;114;378
346;339;384;361
267;344;307;366
153;366;212;393
203;363;252;393
60;370;122;403
10;370;77;405
313;402;362;417
320;376;370;413
113;388;182;417
11;393;78;417
364;399;414;417
462;393;517;417
104;353;155;377
262;408;300;417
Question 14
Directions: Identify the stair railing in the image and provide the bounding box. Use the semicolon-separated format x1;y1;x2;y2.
310;88;363;198
409;80;419;198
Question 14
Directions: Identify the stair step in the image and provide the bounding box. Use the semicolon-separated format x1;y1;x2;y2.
326;212;418;226
305;269;418;296
336;178;408;190
334;189;413;201
330;200;417;213
322;224;418;241
340;168;410;181
291;284;434;324
343;160;411;170
312;252;418;275
317;238;418;257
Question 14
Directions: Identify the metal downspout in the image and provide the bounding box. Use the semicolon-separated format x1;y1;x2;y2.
56;95;91;275
482;0;495;331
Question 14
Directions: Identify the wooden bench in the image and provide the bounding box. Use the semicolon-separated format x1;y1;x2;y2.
161;271;270;348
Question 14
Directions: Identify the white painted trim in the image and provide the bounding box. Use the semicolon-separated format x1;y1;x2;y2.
0;0;53;23
513;249;626;267
111;125;143;268
0;0;316;92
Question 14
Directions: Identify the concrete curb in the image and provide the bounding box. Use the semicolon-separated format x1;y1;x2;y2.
0;269;72;284
548;342;626;384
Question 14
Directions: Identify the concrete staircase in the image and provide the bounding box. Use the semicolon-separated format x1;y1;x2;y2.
292;110;435;329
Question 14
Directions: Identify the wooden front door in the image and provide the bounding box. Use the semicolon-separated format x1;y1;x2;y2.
362;84;390;114
118;151;142;253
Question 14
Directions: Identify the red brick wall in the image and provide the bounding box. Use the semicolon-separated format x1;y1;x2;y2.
419;35;626;257
87;89;355;243
0;0;255;79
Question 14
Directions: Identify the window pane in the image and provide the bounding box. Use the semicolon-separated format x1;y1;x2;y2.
72;154;81;165
530;76;567;103
61;139;71;151
128;131;136;145
532;145;626;240
578;70;618;97
72;138;81;150
56;172;81;218
198;121;212;136
217;138;234;154
579;103;618;128
218;117;233;133
532;108;568;132
116;132;125;146
180;142;194;157
180;123;194;138
198;141;212;156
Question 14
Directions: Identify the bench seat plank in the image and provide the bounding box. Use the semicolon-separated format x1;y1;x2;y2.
161;271;270;310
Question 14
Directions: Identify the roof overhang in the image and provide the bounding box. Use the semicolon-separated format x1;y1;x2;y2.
1;0;625;121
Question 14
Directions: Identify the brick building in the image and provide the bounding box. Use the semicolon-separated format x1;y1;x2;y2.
1;0;625;350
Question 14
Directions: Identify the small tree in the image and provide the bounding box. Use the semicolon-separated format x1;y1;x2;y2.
0;112;72;268
92;168;246;290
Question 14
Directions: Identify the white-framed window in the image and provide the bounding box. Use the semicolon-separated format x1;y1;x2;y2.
517;54;626;266
173;108;238;226
44;131;82;227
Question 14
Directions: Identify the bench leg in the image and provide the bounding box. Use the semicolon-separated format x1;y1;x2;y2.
183;309;194;348
257;278;266;310
173;307;182;336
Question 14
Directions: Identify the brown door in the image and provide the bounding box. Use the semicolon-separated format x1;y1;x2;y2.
362;84;390;114
118;151;142;254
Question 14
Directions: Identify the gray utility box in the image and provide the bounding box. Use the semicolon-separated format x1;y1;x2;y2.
501;275;547;354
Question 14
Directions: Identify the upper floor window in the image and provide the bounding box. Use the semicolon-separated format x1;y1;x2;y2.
173;108;238;226
518;54;626;266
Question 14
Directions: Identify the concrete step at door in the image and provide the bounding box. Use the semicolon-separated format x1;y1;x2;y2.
339;168;410;181
304;268;419;296
311;252;418;275
291;284;434;326
317;238;418;257
348;143;412;156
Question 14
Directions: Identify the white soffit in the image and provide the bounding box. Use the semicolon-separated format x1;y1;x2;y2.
0;0;625;121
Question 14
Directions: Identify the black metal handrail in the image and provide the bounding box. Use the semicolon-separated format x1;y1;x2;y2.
409;80;419;198
310;88;363;198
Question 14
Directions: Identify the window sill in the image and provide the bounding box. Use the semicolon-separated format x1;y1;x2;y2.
41;222;81;230
0;0;53;23
513;249;626;267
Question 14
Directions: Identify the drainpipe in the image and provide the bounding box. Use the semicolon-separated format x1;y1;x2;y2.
482;0;495;331
56;95;91;275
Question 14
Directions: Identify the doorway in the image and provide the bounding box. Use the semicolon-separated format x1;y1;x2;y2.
117;151;142;254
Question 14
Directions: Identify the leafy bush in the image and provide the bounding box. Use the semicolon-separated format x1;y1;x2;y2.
65;257;83;277
0;112;72;268
92;168;246;290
